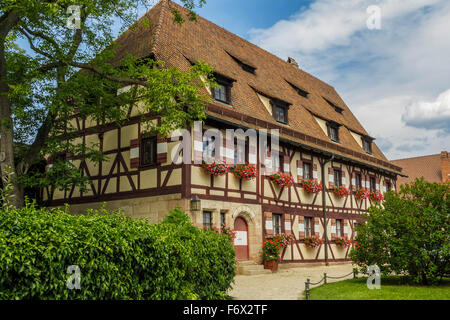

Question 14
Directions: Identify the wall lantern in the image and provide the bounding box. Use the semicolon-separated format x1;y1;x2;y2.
190;195;201;212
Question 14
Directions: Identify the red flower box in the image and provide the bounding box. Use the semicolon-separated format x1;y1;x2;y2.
201;160;230;176
232;163;258;180
369;190;384;202
300;179;323;193
330;185;350;198
270;172;295;187
354;188;369;200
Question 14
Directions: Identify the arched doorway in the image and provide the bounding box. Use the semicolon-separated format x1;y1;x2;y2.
234;217;249;260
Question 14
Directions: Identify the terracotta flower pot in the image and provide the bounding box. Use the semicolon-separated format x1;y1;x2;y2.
264;260;279;272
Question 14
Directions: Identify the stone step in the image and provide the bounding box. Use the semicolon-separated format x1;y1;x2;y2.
236;261;273;275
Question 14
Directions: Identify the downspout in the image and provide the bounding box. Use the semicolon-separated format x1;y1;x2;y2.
321;154;334;266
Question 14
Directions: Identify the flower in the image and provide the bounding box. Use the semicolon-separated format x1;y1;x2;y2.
354;187;370;200
304;235;323;248
300;179;323;193
335;236;352;247
232;163;258;180
330;185;350;198
369;190;384;202
201;160;230;176
270;172;295;187
261;233;294;262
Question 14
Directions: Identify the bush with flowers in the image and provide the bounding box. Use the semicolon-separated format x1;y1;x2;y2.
261;233;293;262
334;236;352;247
330;185;350;198
369;190;384;202
304;234;324;248
354;187;370;200
220;224;237;242
300;179;323;193
201;160;230;176
270;172;295;187
232;163;258;180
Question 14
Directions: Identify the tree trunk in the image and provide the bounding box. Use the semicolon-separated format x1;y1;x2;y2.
0;10;23;207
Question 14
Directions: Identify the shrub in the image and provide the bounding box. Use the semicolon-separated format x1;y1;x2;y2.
350;178;449;285
0;203;235;299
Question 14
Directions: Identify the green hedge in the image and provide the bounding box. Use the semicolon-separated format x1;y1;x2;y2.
0;204;235;299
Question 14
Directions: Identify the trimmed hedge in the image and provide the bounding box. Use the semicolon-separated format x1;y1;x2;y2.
0;204;235;299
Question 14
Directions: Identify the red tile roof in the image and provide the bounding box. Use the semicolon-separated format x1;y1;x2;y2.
113;0;402;174
391;153;445;185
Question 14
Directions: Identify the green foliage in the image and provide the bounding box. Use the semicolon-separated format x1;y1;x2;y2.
0;203;235;299
350;178;450;285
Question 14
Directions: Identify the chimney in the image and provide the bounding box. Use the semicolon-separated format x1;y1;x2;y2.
287;57;299;68
440;151;449;183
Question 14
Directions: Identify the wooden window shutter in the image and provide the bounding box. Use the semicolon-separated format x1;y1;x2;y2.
331;219;336;240
264;212;273;237
298;216;305;239
156;134;168;164
296;159;303;182
351;172;356;191
328;167;334;188
283;155;290;173
130;138;140;168
284;214;292;235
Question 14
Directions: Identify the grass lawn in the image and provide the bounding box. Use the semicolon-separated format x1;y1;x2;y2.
307;276;450;300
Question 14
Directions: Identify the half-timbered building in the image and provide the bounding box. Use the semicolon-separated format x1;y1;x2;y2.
45;0;404;264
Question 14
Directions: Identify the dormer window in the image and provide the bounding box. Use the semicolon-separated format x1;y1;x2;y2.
362;137;373;154
287;81;309;98
226;51;256;74
212;73;234;105
327;121;340;143
324;98;343;114
270;98;290;124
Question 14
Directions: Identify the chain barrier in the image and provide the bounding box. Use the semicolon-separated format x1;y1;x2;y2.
304;268;359;300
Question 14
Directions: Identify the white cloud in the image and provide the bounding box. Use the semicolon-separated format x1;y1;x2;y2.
248;0;450;159
402;89;450;132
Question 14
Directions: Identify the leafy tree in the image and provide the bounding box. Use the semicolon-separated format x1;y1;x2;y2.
0;0;214;207
350;178;450;285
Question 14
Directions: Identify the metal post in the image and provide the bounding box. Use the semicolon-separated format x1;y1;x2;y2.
353;268;357;279
305;278;310;300
324;273;327;284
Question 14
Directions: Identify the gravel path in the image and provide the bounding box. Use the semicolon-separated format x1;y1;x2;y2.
229;263;355;300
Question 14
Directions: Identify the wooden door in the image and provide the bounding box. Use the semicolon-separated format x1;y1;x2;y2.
234;217;249;261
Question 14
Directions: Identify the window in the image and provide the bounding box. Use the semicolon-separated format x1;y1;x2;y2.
334;169;342;187
305;217;313;237
203;135;216;160
220;211;226;227
203;211;212;229
212;74;234;104
303;162;312;180
386;180;392;192
287;81;309;98
273;103;288;124
355;173;362;189
272;214;282;235
228;53;256;74
327;123;340;142
234;138;248;165
324;98;343;114
370;177;376;192
362;138;372;154
141;136;157;166
336;219;342;237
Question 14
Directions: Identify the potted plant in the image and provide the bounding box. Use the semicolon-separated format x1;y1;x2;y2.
232;163;258;180
300;179;323;194
330;185;350;198
270;171;295;187
354;187;369;200
369;190;384;202
304;235;323;248
335;236;352;247
201;160;230;176
261;233;293;271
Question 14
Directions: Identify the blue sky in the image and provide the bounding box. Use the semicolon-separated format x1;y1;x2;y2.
177;0;450;160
